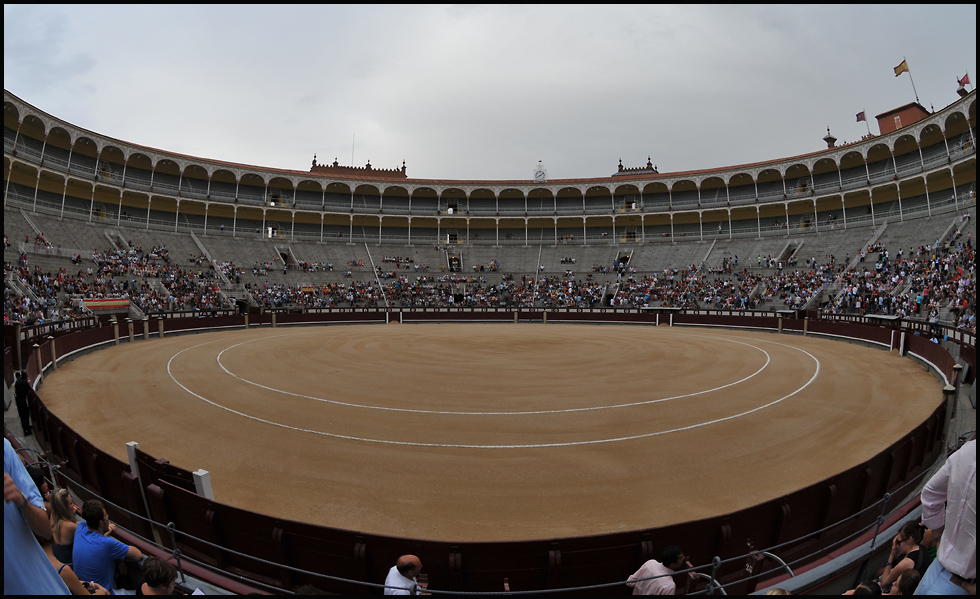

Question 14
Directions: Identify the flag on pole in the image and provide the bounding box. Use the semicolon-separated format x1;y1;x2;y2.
856;111;866;123
894;60;909;76
958;72;970;86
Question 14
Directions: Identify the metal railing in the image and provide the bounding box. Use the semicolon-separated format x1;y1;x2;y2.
18;434;953;597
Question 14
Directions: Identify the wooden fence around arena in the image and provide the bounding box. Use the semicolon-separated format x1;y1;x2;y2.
13;309;971;595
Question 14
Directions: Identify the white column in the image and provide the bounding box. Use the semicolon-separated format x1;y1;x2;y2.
32;173;40;212
897;186;904;222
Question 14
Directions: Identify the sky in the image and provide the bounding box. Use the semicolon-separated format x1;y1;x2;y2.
4;5;976;182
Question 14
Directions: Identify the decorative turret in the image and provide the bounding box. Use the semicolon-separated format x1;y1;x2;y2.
310;156;407;179
823;127;837;149
613;157;659;177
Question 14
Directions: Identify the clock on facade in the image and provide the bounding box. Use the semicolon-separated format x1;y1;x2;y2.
534;161;547;183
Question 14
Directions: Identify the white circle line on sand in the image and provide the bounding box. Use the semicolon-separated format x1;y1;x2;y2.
210;332;773;415
166;334;821;449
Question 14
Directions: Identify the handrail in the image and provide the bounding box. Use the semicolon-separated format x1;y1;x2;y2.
754;551;794;579
363;241;389;307
29;454;943;597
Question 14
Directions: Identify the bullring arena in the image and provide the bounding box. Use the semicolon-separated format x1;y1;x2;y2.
36;322;943;542
3;80;976;595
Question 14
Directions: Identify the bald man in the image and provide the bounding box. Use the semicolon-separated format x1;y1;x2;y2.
384;554;423;595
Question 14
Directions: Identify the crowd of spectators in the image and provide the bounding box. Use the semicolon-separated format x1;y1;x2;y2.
4;244;233;325
294;260;334;273
827;231;975;332
4;228;975;334
233;237;974;332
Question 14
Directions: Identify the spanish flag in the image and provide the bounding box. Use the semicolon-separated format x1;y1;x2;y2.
894;60;909;77
301;285;316;293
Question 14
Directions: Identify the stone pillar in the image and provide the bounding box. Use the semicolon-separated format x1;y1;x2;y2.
803;317;808;336
143;317;150;341
127;318;135;343
112;318;120;345
14;322;23;371
244;312;249;329
33;343;42;379
943;384;957;420
48;336;58;370
193;469;215;500
272;311;277;328
158;318;165;339
778;316;784;334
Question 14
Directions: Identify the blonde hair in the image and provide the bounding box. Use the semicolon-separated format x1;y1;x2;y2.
50;489;75;532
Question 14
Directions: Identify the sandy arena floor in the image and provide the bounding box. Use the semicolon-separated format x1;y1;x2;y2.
38;323;943;542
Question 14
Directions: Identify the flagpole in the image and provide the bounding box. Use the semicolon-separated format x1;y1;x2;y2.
903;56;920;103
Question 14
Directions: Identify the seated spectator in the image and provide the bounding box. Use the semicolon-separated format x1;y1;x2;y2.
843;580;881;594
72;499;142;593
50;488;78;566
27;464;51;508
878;521;927;591
887;569;920;595
627;545;694;595
139;556;178;595
36;530;110;595
384;554;423;595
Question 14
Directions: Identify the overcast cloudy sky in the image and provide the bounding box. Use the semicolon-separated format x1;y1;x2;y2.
4;5;976;182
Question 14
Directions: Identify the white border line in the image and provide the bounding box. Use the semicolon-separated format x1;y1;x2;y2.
210;333;773;415
166;333;821;449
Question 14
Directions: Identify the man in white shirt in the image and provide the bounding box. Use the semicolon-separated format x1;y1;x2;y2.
916;439;976;595
384;554;423;595
627;546;693;595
